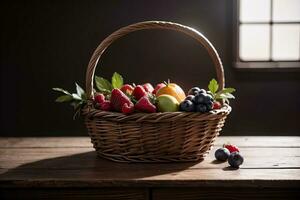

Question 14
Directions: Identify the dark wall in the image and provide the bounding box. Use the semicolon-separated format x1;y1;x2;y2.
1;0;299;136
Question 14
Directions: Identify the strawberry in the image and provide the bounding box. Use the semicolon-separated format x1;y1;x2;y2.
121;103;134;114
100;100;112;111
223;144;240;153
132;85;148;100
94;93;105;104
152;83;165;95
143;83;154;93
110;89;134;113
213;101;222;109
120;84;134;95
135;96;156;113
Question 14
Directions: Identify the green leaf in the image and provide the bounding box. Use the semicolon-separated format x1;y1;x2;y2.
52;88;71;95
95;76;113;92
111;72;123;89
72;93;82;100
222;88;236;94
208;79;219;94
55;95;73;102
75;83;85;98
219;93;235;99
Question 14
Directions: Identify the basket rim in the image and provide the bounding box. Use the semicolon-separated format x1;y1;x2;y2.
82;104;231;122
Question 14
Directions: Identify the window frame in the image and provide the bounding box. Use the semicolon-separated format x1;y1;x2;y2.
233;0;300;70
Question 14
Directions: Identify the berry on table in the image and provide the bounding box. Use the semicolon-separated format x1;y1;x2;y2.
224;144;240;153
228;152;244;168
179;100;195;112
215;148;230;161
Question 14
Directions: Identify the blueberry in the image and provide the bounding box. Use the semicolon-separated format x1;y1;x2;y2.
215;148;230;161
198;89;207;94
179;100;195;112
228;152;244;168
188;87;201;96
193;93;205;104
185;95;195;101
195;103;207;113
206;101;213;111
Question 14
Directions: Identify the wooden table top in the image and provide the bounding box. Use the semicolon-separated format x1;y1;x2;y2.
0;136;299;189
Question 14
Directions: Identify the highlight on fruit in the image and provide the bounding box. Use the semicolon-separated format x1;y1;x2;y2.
52;72;236;117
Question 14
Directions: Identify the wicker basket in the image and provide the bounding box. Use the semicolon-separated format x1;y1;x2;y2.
82;21;231;163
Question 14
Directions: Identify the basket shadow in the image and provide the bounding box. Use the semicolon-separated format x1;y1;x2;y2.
0;151;201;180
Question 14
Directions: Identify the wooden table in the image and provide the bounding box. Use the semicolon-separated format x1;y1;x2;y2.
0;136;299;199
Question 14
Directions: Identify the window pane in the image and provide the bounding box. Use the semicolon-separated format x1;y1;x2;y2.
272;24;300;60
240;0;271;22
239;24;270;61
273;0;300;22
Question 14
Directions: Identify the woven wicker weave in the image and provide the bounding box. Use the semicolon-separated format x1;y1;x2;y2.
82;21;231;163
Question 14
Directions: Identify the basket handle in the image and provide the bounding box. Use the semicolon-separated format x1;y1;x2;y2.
86;21;225;99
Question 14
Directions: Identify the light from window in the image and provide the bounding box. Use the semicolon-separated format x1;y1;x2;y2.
239;0;300;61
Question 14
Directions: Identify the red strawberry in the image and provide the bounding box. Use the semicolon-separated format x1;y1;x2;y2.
152;83;165;95
110;89;134;113
132;85;148;100
94;93;105;104
100;100;112;111
120;84;134;94
224;144;240;153
135;96;156;113
143;83;154;93
213;101;222;109
121;103;134;114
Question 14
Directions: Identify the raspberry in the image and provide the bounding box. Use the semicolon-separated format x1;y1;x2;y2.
224;144;240;153
132;85;148;100
213;101;222;109
135;96;156;113
94;93;105;104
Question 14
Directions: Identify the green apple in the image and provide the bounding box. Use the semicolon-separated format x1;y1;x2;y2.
157;94;179;112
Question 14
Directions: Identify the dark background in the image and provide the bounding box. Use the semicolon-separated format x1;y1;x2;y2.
1;0;299;136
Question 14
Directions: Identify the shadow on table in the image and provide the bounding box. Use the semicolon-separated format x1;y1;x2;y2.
0;151;201;180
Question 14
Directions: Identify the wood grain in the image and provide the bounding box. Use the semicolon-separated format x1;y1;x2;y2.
0;137;299;190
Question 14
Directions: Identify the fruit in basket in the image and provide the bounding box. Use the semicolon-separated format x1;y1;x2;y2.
179;100;195;112
224;144;240;153
152;83;165;95
110;89;134;113
228;152;244;168
185;95;195;102
143;83;154;93
195;103;208;113
157;94;179;112
215;147;230;161
94;93;105;104
120;84;134;95
156;83;186;103
135;96;156;113
132;85;148;100
122;102;135;114
100;100;112;111
213;101;222;109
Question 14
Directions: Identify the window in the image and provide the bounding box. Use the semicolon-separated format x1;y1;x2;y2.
235;0;300;68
